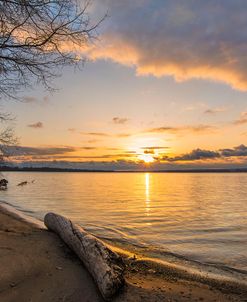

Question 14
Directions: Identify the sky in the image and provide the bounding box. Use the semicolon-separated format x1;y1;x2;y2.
2;0;247;170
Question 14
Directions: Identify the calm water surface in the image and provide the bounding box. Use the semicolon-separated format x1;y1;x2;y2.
1;172;246;271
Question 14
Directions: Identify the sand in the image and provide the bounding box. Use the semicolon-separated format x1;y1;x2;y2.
0;204;246;302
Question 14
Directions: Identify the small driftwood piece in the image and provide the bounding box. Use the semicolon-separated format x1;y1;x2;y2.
17;181;28;186
44;212;124;300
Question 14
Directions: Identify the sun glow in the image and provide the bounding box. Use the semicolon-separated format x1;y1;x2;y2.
138;153;155;163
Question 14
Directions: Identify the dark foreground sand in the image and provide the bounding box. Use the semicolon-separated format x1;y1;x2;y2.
0;205;246;302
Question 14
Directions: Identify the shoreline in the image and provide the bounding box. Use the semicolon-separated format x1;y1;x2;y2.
0;202;246;301
3;167;247;173
0;200;247;287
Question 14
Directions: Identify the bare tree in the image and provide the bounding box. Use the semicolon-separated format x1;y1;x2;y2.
0;0;100;163
0;112;17;163
0;0;100;99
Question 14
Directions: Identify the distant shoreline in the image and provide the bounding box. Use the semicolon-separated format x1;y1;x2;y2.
1;166;247;173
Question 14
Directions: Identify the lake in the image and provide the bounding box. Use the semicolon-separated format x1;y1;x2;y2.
1;172;246;272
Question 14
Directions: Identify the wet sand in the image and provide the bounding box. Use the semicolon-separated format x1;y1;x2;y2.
0;204;246;302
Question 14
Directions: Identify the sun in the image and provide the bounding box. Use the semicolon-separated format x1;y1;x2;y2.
138;153;155;163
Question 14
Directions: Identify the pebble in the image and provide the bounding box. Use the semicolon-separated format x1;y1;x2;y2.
56;266;63;270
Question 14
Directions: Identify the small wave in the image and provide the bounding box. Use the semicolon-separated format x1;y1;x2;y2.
0;200;44;228
105;242;247;295
1;199;247;294
103;235;247;285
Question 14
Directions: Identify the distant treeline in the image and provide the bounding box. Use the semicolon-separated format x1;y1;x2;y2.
1;165;247;173
0;166;114;172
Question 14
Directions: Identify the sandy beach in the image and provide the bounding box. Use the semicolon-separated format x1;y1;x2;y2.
0;204;246;302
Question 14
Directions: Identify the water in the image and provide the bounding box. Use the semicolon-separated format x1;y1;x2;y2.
1;172;246;272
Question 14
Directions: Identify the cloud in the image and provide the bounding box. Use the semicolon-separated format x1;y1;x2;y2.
82;132;110;137
68;128;77;133
87;139;100;143
2;145;136;161
74;153;135;159
147;127;175;133
188;125;215;133
87;0;247;91
167;149;221;162
3;146;76;156
15;154;135;161
20;153;136;161
144;149;155;154
80;147;98;150
27;122;43;129
233;112;247;125
81;131;132;138
146;124;216;135
112;117;129;124
162;144;247;162
115;133;131;137
141;146;169;154
140;146;169;150
220;144;247;157
204;108;227;114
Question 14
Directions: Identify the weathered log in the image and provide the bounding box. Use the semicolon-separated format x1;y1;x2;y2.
44;212;124;300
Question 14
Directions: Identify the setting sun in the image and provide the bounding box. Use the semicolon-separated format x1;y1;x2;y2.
138;154;155;163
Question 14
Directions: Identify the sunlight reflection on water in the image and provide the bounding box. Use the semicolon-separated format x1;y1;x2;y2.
1;172;247;271
145;173;150;217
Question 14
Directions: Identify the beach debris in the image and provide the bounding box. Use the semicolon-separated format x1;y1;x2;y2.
17;181;28;186
0;179;8;190
56;266;63;270
44;212;125;300
130;254;137;261
17;180;35;186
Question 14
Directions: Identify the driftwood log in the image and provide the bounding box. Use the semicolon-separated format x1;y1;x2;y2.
44;212;124;300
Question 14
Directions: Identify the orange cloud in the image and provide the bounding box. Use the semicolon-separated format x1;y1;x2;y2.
83;1;247;91
84;35;247;91
27;122;43;129
233;112;247;125
145;124;216;135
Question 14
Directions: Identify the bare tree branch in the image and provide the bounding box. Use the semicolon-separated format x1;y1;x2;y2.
0;0;103;99
0;0;103;162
